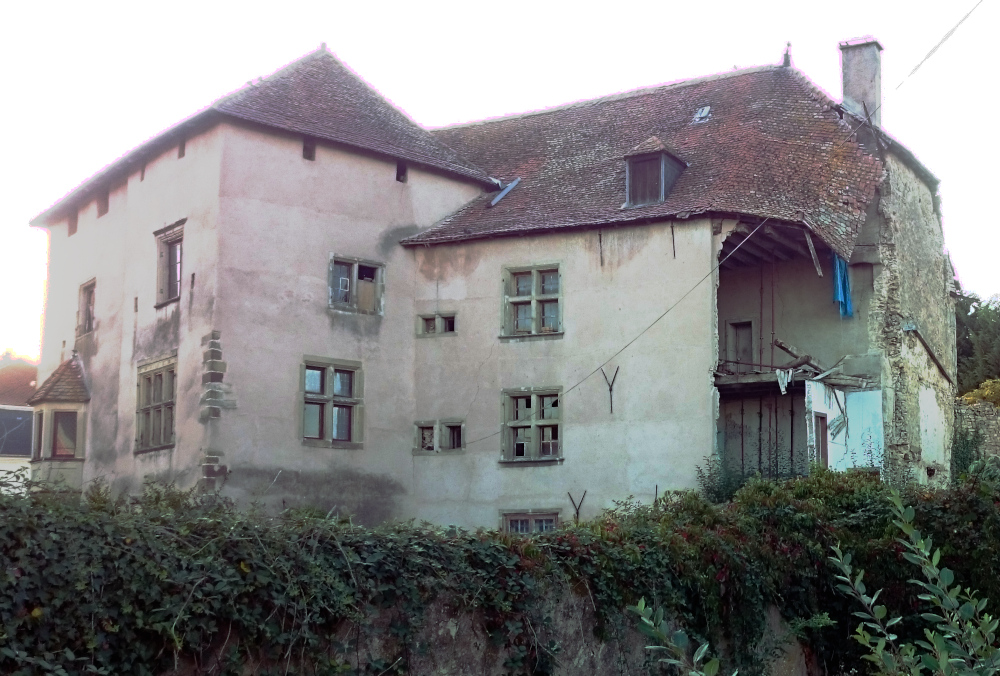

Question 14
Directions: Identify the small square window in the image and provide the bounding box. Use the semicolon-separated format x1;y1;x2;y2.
505;513;559;534
442;315;456;333
418;426;435;451
423;317;437;334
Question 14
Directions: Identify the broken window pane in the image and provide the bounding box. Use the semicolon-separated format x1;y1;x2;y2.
448;425;462;449
513;273;532;296
514;303;532;333
305;366;324;394
442;316;456;332
540;301;559;332
356;265;378;312
419;426;434;451
52;412;77;457
332;261;352;303
540;395;559;419
540;271;559;295
534;518;556;532
333;405;352;441
540;425;559;456
513;427;531;456
423;317;436;334
304;402;323;439
333;370;353;397
508;518;530;534
357;265;377;282
513;396;531;421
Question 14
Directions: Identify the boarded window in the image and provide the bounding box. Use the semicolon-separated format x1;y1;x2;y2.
504;388;562;461
628;156;661;206
52;412;77;457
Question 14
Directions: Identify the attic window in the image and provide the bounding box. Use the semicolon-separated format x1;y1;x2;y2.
693;106;711;122
626;153;684;207
303;138;316;161
396;161;408;183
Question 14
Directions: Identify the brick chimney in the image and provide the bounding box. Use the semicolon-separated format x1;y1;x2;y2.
839;37;883;127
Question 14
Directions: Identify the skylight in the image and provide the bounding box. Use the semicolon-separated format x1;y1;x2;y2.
693;106;711;123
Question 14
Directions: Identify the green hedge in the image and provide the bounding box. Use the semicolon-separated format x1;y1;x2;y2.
2;469;999;676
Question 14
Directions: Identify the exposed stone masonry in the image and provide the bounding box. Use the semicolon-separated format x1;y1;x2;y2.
955;399;1000;459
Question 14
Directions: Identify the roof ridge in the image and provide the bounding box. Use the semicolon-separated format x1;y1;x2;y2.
431;65;781;132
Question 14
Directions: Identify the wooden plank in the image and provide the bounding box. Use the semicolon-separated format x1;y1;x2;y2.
802;230;823;277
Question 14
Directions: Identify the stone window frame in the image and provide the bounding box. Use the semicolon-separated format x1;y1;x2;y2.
30;402;87;462
136;354;178;454
500;387;563;464
416;313;457;337
500;264;563;340
412;418;465;455
300;356;365;450
501;509;560;533
328;254;385;316
154;219;185;308
76;278;97;337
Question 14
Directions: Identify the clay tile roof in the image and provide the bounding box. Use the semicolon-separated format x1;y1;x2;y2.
211;49;491;186
626;136;674;158
26;357;90;406
0;363;38;406
31;47;493;226
402;66;885;260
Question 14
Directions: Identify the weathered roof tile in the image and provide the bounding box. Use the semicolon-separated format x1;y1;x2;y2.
27;357;90;406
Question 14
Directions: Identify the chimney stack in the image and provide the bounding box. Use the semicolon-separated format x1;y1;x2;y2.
839;37;883;127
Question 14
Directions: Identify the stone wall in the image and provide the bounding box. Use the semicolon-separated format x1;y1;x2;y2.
955;399;1000;458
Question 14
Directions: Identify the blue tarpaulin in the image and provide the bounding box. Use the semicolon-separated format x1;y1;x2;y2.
832;253;853;317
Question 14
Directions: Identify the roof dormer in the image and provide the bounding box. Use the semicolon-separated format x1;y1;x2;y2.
624;137;686;207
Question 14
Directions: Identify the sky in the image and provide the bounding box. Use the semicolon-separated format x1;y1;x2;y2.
1;0;996;362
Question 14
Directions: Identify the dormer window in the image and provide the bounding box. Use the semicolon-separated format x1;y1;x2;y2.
625;136;686;208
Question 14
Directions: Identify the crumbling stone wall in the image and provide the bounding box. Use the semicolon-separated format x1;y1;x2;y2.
868;153;956;483
955;399;1000;459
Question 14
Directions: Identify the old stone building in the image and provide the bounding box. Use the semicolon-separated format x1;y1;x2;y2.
27;38;955;527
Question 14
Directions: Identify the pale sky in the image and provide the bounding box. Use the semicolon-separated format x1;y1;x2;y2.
1;0;996;362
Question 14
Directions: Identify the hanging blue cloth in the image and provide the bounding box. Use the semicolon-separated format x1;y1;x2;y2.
832;253;853;317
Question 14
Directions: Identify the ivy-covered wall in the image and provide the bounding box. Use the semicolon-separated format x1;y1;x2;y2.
2;469;999;676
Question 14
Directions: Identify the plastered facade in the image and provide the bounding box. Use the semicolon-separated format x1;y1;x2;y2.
31;114;955;521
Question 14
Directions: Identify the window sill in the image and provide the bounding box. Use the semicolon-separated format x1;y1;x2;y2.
499;457;564;466
135;444;175;456
412;448;467;456
328;304;382;317
498;331;564;342
31;456;85;463
416;332;458;339
154;297;180;310
302;439;364;450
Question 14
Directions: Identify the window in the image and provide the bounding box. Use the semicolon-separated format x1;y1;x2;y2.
303;137;316;161
504;513;558;533
412;420;465;453
417;313;457;336
502;388;562;461
815;414;829;468
726;321;753;374
693;105;711;122
96;188;109;217
503;266;561;337
68;209;78;237
626;153;684;207
155;220;185;306
136;358;176;452
396;161;408;183
33;411;43;459
51;411;78;458
78;280;96;336
302;357;363;447
329;256;384;315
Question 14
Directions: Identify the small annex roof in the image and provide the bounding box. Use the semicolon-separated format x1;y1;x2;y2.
30;47;494;227
402;65;896;259
26;356;90;406
625;135;684;162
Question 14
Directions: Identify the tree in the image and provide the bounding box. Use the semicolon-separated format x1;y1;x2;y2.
956;290;1000;394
